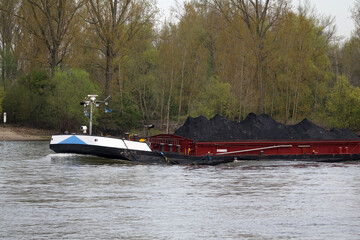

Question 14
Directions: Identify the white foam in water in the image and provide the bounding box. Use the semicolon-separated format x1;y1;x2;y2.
48;153;80;158
49;153;93;164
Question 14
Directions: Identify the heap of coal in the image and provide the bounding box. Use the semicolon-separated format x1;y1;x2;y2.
174;113;359;141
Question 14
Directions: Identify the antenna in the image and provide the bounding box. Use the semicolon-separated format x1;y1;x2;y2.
80;95;110;135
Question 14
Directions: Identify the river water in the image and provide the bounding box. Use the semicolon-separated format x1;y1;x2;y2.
1;141;360;239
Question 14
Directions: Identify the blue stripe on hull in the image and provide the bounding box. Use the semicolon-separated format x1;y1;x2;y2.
59;135;87;145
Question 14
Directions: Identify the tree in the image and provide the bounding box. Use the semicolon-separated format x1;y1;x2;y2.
158;23;178;133
85;0;157;96
191;76;236;118
2;69;50;126
121;23;159;124
340;38;360;86
18;0;84;75
326;76;360;130
339;0;360;86
262;3;334;123
172;2;211;122
2;84;32;123
209;0;288;113
48;68;99;131
0;0;20;89
352;0;360;39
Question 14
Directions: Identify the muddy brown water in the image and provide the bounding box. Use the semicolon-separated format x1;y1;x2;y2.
1;141;360;239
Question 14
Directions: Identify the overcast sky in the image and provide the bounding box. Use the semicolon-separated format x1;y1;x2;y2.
157;0;356;40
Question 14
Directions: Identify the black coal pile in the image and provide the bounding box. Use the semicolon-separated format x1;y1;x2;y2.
174;113;359;141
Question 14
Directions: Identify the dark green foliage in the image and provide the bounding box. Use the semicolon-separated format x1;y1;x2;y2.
97;93;142;135
2;70;50;125
2;85;32;123
27;70;50;95
47;69;99;132
326;76;360;130
2;69;98;131
191;76;236;119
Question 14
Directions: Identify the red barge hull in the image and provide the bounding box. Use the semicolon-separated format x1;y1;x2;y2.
148;134;360;163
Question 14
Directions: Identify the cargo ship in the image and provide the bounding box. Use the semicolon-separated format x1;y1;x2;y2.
49;95;360;165
50;132;360;165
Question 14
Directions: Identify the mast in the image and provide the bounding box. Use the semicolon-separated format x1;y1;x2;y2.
88;95;97;135
80;95;110;135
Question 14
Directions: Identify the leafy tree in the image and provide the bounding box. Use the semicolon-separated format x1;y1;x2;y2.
269;6;333;123
97;92;142;134
47;68;99;131
326;76;360;130
18;0;84;75
208;0;289;114
191;76;236;119
2;84;32;123
26;69;49;95
340;37;360;86
121;24;159;124
2;70;50;125
174;2;211;122
85;0;157;96
156;23;180;132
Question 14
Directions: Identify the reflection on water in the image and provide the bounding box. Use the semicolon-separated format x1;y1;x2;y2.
1;141;360;239
50;153;134;166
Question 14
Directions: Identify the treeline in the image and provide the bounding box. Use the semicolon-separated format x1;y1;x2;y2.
1;0;360;133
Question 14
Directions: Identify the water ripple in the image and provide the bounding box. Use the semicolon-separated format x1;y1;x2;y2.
1;141;360;239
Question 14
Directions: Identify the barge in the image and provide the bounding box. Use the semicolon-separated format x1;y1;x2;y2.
50;132;360;165
49;95;360;165
148;134;360;163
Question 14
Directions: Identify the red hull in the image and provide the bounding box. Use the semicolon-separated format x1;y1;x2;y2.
150;134;360;157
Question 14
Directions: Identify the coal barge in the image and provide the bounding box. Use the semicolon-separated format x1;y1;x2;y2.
50;132;360;165
49;95;360;165
148;133;360;164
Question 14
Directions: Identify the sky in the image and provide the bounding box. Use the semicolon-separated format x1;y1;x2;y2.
156;0;356;40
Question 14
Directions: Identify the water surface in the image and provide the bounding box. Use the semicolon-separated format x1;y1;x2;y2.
1;141;360;239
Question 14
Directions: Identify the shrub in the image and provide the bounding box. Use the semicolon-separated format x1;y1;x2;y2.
47;69;99;132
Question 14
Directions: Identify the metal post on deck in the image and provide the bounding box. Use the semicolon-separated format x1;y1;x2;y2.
89;98;94;135
145;124;154;142
81;95;110;136
86;95;98;136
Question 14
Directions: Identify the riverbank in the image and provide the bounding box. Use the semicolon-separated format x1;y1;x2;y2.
0;125;54;141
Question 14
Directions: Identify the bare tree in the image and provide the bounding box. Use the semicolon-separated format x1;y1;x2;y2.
0;0;20;89
85;0;157;96
206;0;288;113
352;0;360;39
19;0;84;75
